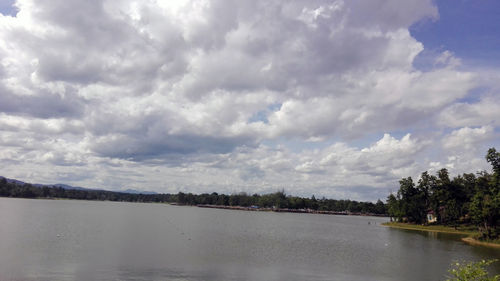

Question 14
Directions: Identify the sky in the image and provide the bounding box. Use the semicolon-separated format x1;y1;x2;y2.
0;0;499;201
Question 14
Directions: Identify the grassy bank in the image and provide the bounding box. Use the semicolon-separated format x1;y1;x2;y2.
382;222;500;249
461;237;500;248
382;222;477;235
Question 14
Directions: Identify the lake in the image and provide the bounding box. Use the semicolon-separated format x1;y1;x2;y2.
1;197;499;281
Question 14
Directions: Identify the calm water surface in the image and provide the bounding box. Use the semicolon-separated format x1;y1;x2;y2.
1;198;499;281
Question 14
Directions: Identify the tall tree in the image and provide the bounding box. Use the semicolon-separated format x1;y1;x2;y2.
417;171;436;212
398;177;427;223
469;149;500;239
387;193;402;222
486;148;500;175
470;172;499;238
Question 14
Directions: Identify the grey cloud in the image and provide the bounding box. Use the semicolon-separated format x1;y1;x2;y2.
0;86;85;119
238;165;266;181
53;170;96;182
8;0;187;92
176;1;408;99
348;0;438;31
36;53;106;85
91;133;257;161
36;0;130;49
319;186;393;202
437;95;500;128
182;0;241;50
44;151;87;167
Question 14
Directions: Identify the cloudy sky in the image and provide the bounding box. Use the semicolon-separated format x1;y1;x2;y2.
0;0;499;201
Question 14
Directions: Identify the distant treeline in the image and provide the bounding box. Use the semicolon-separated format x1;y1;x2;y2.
0;178;387;215
387;148;500;240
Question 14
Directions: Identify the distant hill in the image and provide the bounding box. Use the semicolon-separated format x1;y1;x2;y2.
52;183;92;191
0;176;157;195
122;189;157;195
1;177;26;186
1;176;388;216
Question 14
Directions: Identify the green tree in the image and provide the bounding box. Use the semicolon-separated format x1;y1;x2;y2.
452;173;476;221
486;148;500;175
387;193;402;222
417;171;435;210
470;171;500;239
398;177;427;223
375;199;386;214
429;168;453;223
309;195;319;210
469;149;500;239
446;199;461;229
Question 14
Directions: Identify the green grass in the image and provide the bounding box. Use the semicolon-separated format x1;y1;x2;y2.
462;237;500;248
383;222;500;248
382;222;478;235
471;235;500;245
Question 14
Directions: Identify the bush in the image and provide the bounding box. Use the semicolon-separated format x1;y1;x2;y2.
446;260;499;281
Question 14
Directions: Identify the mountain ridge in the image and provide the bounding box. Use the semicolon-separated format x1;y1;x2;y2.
0;176;157;195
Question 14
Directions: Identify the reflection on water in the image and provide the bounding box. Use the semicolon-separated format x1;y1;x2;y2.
0;197;499;281
386;227;500;274
395;228;466;240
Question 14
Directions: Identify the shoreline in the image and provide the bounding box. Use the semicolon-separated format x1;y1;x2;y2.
461;237;500;249
381;222;475;235
0;197;388;217
383;222;500;249
195;204;387;217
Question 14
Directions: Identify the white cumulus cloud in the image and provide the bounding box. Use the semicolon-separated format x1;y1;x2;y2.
0;0;498;200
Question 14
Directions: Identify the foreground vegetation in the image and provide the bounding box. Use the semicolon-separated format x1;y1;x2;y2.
0;179;387;215
387;148;500;241
446;260;500;281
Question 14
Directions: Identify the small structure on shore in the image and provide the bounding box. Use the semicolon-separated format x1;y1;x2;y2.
427;210;437;223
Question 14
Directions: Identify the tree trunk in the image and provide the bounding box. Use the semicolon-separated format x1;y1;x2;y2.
484;221;490;238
